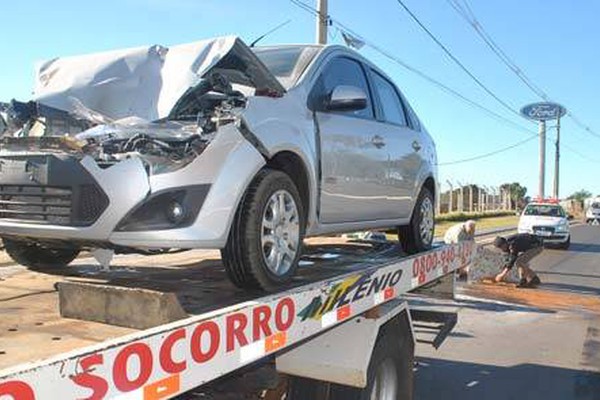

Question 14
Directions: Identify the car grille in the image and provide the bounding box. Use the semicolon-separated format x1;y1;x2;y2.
0;185;72;225
532;226;555;234
0;184;108;226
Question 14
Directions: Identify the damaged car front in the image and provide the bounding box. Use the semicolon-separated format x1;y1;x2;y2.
0;36;288;269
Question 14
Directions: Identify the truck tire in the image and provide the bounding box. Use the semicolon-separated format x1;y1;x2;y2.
3;239;80;270
398;187;434;255
286;318;414;400
221;168;305;291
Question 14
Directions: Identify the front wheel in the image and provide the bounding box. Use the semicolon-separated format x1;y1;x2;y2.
3;239;80;270
221;168;305;291
558;237;571;250
398;187;435;254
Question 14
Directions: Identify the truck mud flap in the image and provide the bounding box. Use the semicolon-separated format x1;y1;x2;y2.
409;309;457;349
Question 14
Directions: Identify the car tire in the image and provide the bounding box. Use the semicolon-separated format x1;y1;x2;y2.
3;239;80;269
398;187;435;255
559;237;570;250
221;168;305;291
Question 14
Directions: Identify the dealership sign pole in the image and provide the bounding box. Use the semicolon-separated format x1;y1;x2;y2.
520;102;567;199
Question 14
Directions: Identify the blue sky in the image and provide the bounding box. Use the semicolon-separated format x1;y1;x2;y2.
1;0;599;198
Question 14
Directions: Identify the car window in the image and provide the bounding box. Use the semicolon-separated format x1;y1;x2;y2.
311;57;374;119
253;46;319;89
592;202;600;209
524;205;565;217
371;71;408;126
404;101;422;131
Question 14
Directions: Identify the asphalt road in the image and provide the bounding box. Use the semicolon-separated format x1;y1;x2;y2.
534;224;600;297
415;224;600;400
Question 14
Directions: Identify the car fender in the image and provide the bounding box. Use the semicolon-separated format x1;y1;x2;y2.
242;95;319;232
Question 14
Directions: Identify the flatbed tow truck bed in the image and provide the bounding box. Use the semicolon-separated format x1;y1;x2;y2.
0;238;476;399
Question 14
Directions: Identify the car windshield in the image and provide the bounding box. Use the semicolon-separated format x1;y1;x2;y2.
592;202;600;209
524;204;565;217
253;46;319;89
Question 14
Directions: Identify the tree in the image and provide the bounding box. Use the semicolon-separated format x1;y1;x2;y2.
500;182;527;209
567;189;592;203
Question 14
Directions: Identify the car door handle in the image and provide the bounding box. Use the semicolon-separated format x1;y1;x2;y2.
412;140;422;152
371;135;386;148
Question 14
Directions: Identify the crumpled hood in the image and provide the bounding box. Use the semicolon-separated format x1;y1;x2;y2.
33;36;284;122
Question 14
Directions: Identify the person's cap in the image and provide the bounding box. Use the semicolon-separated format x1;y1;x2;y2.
493;236;507;248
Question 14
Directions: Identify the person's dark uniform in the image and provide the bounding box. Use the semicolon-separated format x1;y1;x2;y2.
493;233;543;288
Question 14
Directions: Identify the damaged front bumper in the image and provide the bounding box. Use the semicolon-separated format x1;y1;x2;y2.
0;123;265;250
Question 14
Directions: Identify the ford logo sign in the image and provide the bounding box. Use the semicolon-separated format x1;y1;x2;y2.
520;102;567;121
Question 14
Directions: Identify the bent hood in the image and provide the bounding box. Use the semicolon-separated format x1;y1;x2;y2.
33;36;284;122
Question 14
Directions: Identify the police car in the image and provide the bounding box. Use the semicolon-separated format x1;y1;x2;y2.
518;199;570;249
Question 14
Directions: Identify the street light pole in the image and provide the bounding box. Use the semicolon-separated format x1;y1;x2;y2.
553;116;561;199
538;120;546;199
316;0;328;45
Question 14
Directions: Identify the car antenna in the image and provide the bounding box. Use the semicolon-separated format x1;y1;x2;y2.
250;19;292;47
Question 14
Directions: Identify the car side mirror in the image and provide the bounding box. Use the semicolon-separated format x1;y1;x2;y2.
567;214;574;220
325;85;367;112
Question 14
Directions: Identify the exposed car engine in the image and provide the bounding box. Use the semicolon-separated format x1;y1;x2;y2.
1;73;247;174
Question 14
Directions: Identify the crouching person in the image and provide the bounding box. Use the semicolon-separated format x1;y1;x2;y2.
444;220;476;278
444;220;476;244
493;233;542;288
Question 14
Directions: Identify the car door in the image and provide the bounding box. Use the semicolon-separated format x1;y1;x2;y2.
369;70;424;218
311;57;392;224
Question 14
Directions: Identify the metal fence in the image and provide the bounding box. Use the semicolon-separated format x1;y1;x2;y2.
436;182;512;215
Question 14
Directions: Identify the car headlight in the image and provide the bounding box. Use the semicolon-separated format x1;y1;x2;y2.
518;224;530;232
556;223;569;232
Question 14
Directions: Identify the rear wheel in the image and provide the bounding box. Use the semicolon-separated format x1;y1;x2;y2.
221;168;305;291
398;187;434;254
286;318;414;400
3;239;80;269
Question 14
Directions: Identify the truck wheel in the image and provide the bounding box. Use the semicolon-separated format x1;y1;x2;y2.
3;239;80;269
222;168;305;291
398;187;434;254
286;319;414;400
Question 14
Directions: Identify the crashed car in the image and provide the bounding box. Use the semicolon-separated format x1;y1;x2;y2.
0;36;438;291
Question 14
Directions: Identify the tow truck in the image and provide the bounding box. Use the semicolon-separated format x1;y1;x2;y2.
0;237;481;399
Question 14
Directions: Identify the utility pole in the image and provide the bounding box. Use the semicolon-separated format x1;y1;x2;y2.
316;0;328;45
553;116;561;199
538;120;546;199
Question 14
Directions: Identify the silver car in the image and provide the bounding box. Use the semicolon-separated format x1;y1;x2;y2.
0;36;437;291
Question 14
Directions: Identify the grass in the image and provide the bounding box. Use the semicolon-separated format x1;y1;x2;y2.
435;214;519;238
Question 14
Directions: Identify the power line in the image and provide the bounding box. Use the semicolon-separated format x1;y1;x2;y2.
436;134;538;166
287;0;595;165
287;0;535;136
446;0;548;100
446;0;600;141
394;0;523;119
